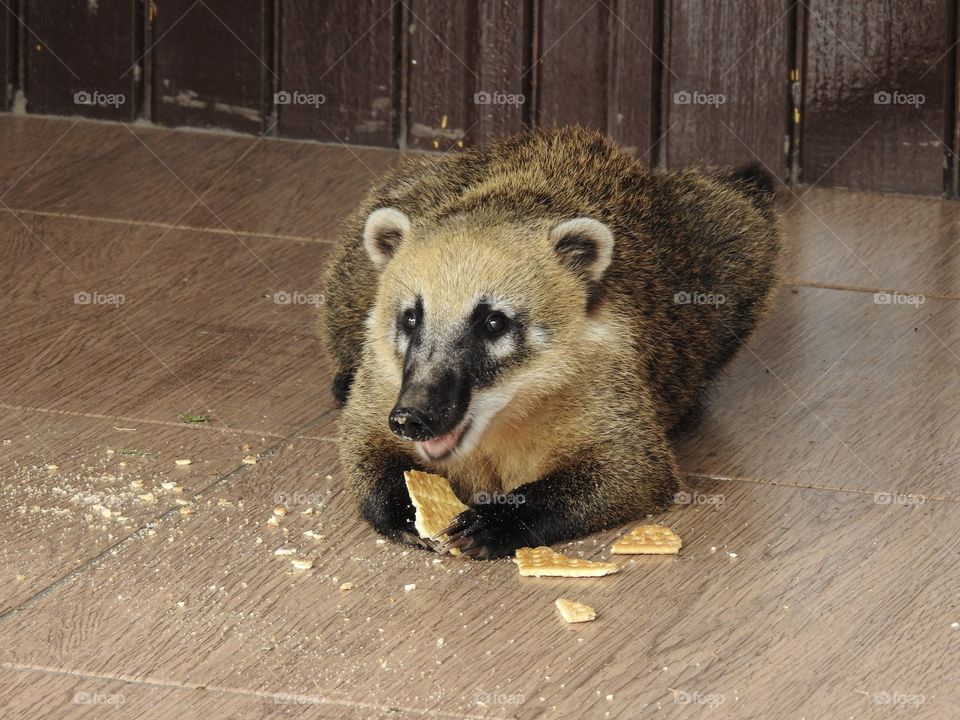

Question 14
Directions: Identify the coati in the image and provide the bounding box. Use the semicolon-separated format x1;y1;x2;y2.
321;126;780;559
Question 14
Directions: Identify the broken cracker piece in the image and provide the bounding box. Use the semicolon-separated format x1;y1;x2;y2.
404;470;467;554
291;558;313;571
513;547;619;577
404;470;466;539
242;455;257;465
556;598;597;623
611;524;682;555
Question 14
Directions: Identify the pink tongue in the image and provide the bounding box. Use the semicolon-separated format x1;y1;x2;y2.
419;426;463;457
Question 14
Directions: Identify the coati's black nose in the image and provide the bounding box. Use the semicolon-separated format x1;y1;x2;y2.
389;371;470;442
388;407;437;441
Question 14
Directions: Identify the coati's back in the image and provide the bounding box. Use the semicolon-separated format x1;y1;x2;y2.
322;126;780;426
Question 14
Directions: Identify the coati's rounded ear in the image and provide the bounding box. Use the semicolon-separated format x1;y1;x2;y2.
549;217;615;283
363;207;411;270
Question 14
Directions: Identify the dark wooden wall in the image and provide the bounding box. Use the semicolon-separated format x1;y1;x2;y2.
1;2;12;110
0;1;957;196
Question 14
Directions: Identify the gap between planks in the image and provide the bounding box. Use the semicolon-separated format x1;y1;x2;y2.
0;402;330;441
0;206;333;245
1;662;486;720
684;471;960;505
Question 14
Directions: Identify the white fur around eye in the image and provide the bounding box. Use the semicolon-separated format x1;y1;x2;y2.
528;326;549;347
487;334;516;360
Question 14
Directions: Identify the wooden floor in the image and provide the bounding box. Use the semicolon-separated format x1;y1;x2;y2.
1;115;958;720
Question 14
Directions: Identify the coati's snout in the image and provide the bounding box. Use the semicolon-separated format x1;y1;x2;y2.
389;367;471;454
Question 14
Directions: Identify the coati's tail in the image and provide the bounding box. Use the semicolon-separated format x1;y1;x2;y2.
722;162;777;212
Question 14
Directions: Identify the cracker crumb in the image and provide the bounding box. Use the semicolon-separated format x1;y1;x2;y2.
45;464;59;471
291;558;313;571
404;583;417;592
340;582;354;591
174;459;192;466
242;455;257;465
273;506;286;517
266;516;280;528
303;530;324;540
274;547;296;556
556;598;597;623
178;505;194;516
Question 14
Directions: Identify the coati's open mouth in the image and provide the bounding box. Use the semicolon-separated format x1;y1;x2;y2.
417;418;472;461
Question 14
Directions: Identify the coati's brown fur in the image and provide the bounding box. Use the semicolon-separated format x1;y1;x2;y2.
322;126;780;558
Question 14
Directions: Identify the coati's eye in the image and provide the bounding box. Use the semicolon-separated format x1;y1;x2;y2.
400;308;419;334
483;311;509;338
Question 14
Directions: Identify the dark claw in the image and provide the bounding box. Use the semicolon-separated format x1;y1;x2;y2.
459;545;492;560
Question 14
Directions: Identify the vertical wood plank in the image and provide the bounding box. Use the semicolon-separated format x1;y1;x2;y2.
151;0;270;133
279;0;398;147
23;0;140;121
536;0;657;158
801;0;950;195
405;0;529;150
0;1;11;109
664;0;790;176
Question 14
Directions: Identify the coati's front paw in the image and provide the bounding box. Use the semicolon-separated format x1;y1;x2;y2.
359;477;416;542
440;502;547;560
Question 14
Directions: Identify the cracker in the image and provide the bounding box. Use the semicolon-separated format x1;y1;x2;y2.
555;598;597;623
611;524;682;555
513;546;620;577
404;470;467;548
